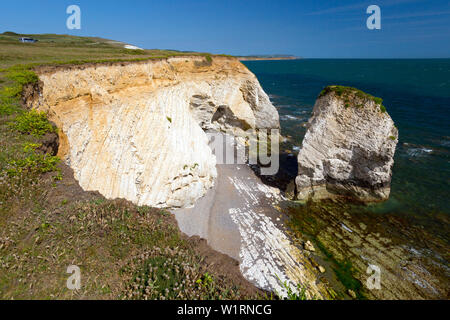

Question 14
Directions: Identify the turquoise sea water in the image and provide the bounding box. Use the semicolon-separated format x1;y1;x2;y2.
243;59;450;230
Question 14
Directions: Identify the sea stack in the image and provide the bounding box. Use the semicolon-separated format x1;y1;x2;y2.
295;86;398;202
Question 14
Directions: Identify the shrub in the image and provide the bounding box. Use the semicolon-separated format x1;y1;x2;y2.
6;66;38;88
7;143;60;177
335;87;344;96
10;110;56;137
0;66;39;103
122;247;240;300
0;66;38;115
373;97;383;105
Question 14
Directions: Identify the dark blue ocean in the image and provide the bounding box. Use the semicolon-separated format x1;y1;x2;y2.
243;59;450;227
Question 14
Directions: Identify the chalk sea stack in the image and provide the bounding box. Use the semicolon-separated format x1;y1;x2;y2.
295;86;398;202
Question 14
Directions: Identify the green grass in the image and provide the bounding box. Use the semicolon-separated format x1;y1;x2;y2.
0;86;20;116
5;65;39;88
319;85;388;113
373;97;383;105
0;32;232;70
0;64;40;116
0;97;18;115
205;54;213;63
0;63;59;183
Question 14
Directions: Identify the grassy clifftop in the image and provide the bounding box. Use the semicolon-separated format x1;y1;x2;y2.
0;32;228;69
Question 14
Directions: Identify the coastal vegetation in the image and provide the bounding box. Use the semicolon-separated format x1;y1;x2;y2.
123;247;242;300
0;32;230;68
319;85;387;113
6;142;61;179
10;110;56;137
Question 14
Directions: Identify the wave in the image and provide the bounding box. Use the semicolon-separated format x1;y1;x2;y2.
293;110;309;115
280;115;301;121
404;145;434;158
275;104;297;108
440;137;450;147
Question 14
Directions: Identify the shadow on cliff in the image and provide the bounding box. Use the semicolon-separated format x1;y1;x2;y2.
249;151;299;192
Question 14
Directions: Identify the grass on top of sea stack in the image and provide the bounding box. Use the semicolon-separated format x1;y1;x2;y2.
319;85;387;113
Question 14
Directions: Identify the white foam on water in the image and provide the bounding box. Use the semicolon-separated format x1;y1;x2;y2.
280;115;299;121
406;147;433;157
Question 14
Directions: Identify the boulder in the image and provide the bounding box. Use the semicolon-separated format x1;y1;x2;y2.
304;240;315;252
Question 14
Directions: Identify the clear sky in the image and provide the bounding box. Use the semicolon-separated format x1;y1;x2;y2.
1;0;449;58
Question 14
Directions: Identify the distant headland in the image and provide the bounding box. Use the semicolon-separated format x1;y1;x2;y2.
237;54;301;61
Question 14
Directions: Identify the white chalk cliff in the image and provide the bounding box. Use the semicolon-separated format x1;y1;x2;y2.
296;86;398;202
27;56;279;208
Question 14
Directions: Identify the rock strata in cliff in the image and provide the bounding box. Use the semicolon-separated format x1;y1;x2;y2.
295;86;398;202
27;56;279;208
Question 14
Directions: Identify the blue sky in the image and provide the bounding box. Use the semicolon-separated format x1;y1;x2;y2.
1;0;449;58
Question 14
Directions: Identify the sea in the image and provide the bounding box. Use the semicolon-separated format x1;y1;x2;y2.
243;59;449;239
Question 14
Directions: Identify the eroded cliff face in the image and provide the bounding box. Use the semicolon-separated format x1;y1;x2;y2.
27;56;279;208
295;87;398;202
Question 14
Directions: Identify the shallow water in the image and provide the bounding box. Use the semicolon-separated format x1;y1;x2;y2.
243;59;450;231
